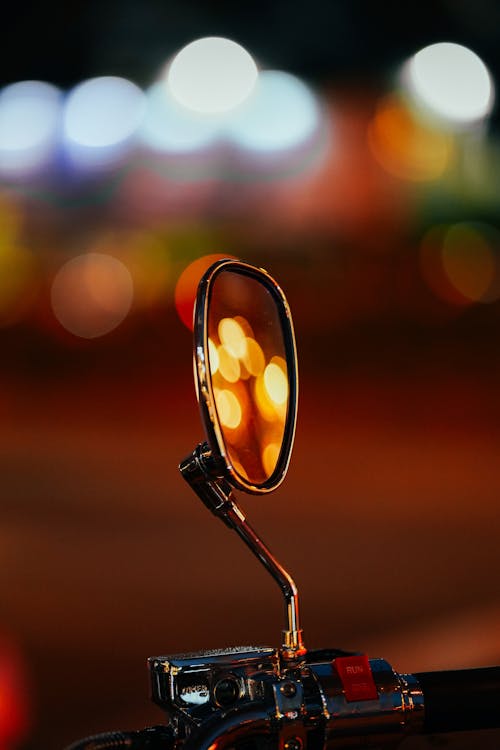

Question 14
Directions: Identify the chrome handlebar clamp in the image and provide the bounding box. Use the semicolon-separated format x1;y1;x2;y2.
149;649;424;750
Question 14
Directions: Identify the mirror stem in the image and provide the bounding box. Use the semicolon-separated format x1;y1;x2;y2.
180;444;307;662
228;505;306;662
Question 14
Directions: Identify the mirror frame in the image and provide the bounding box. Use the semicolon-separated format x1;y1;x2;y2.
193;258;298;495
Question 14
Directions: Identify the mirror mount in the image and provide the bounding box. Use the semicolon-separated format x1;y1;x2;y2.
180;259;306;662
180;443;307;662
179;442;235;526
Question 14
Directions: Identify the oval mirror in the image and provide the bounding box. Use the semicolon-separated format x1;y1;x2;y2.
193;259;298;494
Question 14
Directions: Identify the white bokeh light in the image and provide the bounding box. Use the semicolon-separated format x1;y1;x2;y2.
404;42;494;126
167;37;258;114
228;70;320;152
0;81;62;174
139;82;219;152
63;76;145;165
51;253;134;338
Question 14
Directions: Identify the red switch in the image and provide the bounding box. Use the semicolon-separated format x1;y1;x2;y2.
332;654;378;702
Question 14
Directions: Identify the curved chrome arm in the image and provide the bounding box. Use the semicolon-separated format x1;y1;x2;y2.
180;443;306;661
224;498;306;660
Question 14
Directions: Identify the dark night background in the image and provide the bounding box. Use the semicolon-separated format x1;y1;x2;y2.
2;2;500;90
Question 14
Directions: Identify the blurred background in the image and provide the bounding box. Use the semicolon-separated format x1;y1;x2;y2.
1;1;500;747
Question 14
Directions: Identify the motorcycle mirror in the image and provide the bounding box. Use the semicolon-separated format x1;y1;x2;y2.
193;259;298;494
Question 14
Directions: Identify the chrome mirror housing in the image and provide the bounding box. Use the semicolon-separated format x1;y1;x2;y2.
180;258;305;660
193;258;298;494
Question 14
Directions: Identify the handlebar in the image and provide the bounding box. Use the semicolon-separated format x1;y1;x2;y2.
66;660;500;750
64;725;174;750
182;707;273;750
416;666;500;734
170;661;500;749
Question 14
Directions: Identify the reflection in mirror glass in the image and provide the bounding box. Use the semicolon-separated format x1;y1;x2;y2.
208;270;289;486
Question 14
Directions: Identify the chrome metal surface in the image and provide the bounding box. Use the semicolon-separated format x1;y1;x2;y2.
182;708;274;750
308;657;425;748
65;258;500;750
149;648;426;750
193;258;298;495
180;446;306;660
400;673;426;734
149;646;279;726
181;260;305;659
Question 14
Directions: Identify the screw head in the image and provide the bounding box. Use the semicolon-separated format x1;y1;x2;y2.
280;681;297;698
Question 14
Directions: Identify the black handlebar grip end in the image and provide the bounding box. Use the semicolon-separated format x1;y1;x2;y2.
415;667;500;734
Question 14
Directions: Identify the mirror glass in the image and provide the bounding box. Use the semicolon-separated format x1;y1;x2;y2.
206;269;291;487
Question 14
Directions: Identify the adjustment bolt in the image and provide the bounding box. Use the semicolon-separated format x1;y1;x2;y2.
213;677;240;707
280;681;297;697
284;738;302;750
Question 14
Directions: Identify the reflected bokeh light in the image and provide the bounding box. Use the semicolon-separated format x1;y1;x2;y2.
403;42;495;127
208;337;219;373
51;252;134;338
209;312;288;482
243;337;265;377
218;317;247;358
263;357;288;406
0;81;62;175
207;269;290;486
254;372;278;422
214;387;242;429
262;442;280;477
167;37;258;114
217;343;241;383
